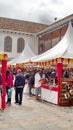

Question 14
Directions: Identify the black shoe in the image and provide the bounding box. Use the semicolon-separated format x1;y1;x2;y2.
14;102;19;105
19;102;22;105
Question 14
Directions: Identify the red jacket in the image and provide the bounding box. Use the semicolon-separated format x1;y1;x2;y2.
7;73;13;87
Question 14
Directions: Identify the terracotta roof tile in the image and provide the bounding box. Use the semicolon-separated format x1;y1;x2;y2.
0;17;48;34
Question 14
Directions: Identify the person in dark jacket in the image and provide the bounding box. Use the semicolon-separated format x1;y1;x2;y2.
28;73;34;96
14;69;25;105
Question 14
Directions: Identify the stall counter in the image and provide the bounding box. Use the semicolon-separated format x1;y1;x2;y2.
41;84;58;104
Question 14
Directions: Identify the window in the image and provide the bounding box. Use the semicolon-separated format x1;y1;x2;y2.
17;38;25;53
4;36;12;52
39;40;45;54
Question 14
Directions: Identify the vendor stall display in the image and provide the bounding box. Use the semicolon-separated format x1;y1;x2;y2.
32;22;73;106
60;78;73;106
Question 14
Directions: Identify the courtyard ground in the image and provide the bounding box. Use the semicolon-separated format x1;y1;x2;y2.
0;89;73;130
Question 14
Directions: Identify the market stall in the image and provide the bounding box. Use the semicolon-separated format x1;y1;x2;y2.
32;22;73;106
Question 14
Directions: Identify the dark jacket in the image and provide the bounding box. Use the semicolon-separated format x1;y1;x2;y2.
14;74;25;87
28;74;34;86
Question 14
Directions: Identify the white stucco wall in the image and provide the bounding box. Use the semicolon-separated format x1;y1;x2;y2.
26;35;38;55
0;30;38;60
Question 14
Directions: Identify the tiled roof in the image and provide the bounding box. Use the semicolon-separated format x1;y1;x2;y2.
0;17;48;34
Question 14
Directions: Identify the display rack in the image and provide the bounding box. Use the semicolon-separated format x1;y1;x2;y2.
60;78;73;106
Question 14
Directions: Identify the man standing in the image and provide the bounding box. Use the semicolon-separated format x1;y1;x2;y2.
14;69;25;105
34;69;42;100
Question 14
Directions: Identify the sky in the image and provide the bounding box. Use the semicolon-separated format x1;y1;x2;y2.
0;0;73;25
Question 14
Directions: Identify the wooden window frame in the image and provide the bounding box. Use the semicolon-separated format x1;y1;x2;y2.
4;36;12;52
17;38;25;53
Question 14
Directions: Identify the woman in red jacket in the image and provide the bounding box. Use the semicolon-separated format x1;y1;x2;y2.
6;70;14;106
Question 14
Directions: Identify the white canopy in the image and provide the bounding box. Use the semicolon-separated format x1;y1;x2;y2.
8;44;36;65
32;22;73;62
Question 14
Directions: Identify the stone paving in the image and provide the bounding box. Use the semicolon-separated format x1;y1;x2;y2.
0;90;73;130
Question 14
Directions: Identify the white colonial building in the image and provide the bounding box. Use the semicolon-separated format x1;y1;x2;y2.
0;30;38;60
0;14;73;61
0;17;47;60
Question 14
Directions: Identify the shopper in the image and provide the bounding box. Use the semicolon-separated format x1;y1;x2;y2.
6;70;14;106
14;69;25;105
34;69;42;100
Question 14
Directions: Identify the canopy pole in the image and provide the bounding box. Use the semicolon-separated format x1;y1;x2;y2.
1;60;7;110
57;63;63;105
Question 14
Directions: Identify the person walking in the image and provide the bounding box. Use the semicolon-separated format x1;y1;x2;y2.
14;69;25;105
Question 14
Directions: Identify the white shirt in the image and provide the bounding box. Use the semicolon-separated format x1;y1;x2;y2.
34;72;41;88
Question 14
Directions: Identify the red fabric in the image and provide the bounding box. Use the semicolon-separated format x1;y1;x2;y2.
6;73;13;87
41;85;58;92
57;63;63;87
61;58;64;63
1;60;7;109
68;58;70;64
57;63;63;105
16;66;21;74
25;82;28;84
7;66;11;70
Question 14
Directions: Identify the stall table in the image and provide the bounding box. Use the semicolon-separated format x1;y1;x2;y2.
41;84;58;104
